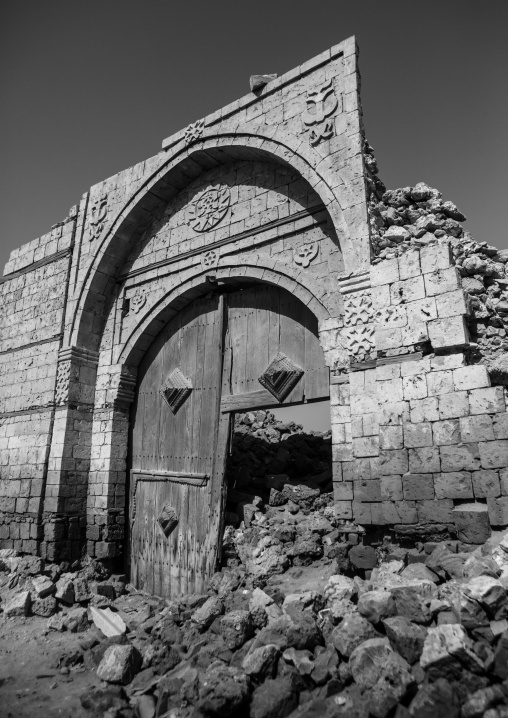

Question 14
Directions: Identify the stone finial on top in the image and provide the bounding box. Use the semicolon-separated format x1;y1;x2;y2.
249;74;278;92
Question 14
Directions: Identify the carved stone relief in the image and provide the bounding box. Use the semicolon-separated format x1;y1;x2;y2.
302;79;340;146
89;192;108;239
201;249;220;269
294;243;319;268
188;184;230;232
55;360;71;406
343;324;375;362
130;290;147;314
344;290;373;326
184;119;205;145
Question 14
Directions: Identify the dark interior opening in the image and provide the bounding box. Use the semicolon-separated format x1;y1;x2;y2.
222;401;333;541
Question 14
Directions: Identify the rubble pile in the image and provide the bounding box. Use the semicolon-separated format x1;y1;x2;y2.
223;411;333;531
366;167;508;373
6;522;508;716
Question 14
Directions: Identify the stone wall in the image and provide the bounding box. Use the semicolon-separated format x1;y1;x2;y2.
0;213;76;553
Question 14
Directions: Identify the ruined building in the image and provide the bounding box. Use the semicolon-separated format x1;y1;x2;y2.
2;36;508;597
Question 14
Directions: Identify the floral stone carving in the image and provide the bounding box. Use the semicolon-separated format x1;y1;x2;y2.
294;243;319;268
258;352;304;402
130;290;147;314
343;324;375;361
184;119;205;145
89;192;108;239
302;79;339;146
160;368;193;414
201;249;220;269
55;360;71;406
344;290;373;326
188;185;230;232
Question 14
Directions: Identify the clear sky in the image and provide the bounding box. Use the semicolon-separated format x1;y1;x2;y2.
1;0;506;429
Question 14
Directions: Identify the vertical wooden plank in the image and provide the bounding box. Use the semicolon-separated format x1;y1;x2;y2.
244;286;269;394
193;294;224;589
303;306;330;401
279;290;305;402
230;291;248;396
267;284;281;369
157;314;180;474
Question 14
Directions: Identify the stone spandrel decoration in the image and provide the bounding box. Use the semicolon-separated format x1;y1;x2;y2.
160;367;193;414
130;290;147;314
201;249;220;269
302;79;340;146
188;184;231;232
294;243;319;268
183;119;205;145
89;192;108;239
258;352;304;402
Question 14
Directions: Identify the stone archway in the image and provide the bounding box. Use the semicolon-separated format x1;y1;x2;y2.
69;133;366;354
54;133;359;564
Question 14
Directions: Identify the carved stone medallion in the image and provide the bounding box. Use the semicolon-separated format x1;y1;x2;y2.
294;243;319;268
302;79;339;146
184;119;205;145
201;249;220;269
258;352;304;402
188;185;230;232
89;192;108;239
160;368;193;414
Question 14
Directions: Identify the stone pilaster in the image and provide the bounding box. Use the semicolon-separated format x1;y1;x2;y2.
42;346;99;561
87;364;136;559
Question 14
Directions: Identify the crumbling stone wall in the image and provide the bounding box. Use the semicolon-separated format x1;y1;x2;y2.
330;180;508;542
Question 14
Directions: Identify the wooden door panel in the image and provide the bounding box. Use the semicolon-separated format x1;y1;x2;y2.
130;294;227;597
222;285;329;407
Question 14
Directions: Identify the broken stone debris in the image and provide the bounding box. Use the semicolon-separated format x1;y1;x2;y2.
3;523;508;715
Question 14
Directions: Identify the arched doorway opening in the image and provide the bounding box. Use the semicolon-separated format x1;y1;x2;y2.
128;280;330;597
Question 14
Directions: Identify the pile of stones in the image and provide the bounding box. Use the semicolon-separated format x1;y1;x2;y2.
6;515;508;716
224;411;333;529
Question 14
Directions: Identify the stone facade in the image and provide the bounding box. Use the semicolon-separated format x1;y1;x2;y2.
1;36;507;564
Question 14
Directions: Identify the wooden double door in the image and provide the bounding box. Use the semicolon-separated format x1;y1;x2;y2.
129;284;329;597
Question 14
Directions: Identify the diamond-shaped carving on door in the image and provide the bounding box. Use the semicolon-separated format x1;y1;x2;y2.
160;368;193;414
258;352;304;402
